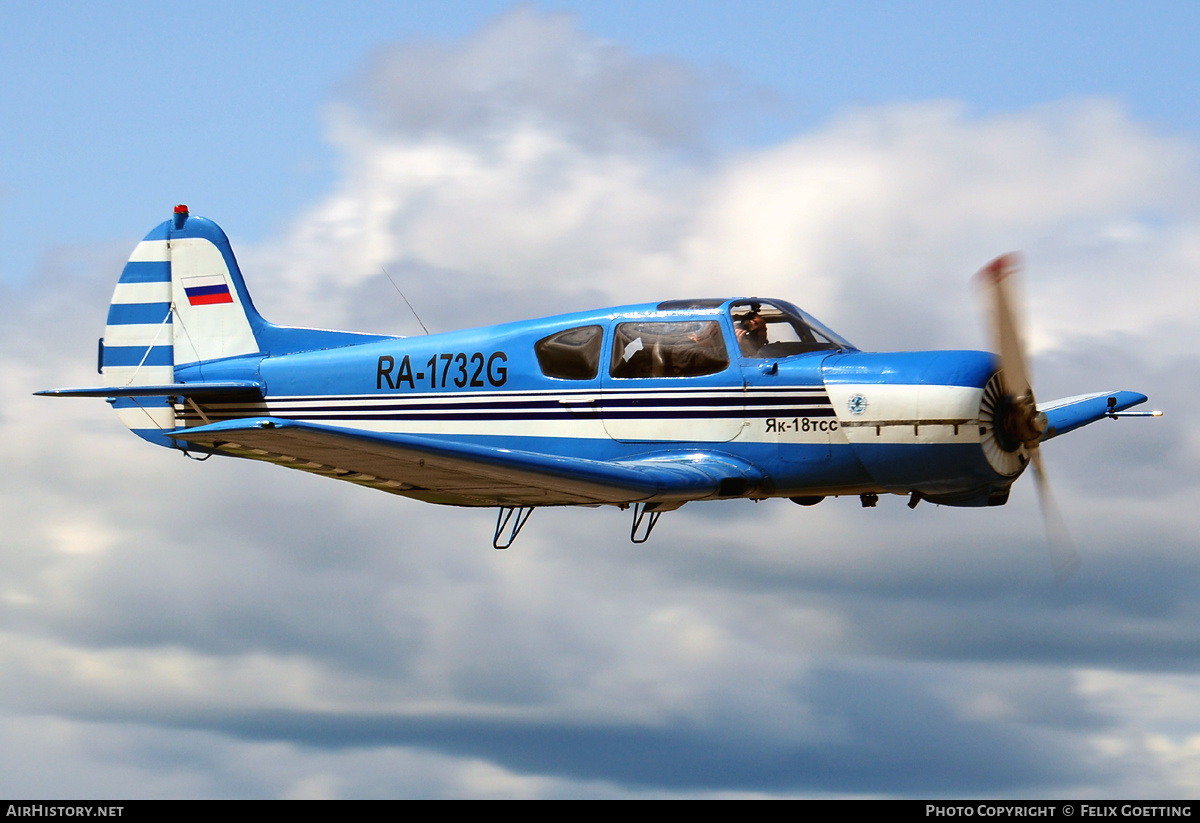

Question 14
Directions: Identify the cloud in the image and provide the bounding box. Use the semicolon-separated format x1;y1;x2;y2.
5;8;1200;798
250;76;1199;367
345;7;712;152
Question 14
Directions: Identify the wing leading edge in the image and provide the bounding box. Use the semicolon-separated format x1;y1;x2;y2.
1038;390;1153;441
167;418;767;507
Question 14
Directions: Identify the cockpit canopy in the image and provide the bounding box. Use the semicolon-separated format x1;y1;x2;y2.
726;298;854;358
533;298;855;381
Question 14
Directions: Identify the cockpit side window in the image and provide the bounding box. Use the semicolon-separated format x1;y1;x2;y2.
535;325;604;380
730;300;849;358
610;321;729;378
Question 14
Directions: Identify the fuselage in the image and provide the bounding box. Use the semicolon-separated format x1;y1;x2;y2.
173;297;1015;507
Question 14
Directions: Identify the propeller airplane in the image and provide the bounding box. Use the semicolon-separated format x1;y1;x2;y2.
38;206;1159;576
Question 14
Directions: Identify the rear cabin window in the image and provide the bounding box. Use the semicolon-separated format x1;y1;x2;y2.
535;325;603;380
610;320;729;379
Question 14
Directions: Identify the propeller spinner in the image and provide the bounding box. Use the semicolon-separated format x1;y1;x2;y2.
978;254;1081;582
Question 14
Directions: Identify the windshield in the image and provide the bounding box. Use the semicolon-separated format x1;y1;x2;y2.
729;299;855;358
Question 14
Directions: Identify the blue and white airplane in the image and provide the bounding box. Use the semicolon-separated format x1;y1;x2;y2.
38;206;1158;574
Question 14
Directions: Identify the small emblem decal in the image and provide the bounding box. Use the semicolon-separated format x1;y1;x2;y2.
848;393;867;415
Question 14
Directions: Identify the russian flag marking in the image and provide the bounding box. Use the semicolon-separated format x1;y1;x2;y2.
183;275;234;306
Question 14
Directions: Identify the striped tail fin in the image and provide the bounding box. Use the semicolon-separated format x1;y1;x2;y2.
44;206;392;447
102;205;264;446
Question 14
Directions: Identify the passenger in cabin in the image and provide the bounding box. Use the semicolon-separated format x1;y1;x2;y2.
737;308;768;356
675;322;728;375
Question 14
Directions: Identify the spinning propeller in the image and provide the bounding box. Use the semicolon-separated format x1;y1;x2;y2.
978;255;1082;582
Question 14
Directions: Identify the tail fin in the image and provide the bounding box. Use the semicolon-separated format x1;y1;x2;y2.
52;206;392;448
101;205;265;445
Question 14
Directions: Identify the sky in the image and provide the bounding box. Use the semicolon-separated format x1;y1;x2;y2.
3;0;1200;799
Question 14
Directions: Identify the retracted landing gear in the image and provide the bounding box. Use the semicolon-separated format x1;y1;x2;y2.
493;506;533;550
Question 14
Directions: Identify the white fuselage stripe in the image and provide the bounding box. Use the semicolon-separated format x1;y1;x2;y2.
171;383;988;446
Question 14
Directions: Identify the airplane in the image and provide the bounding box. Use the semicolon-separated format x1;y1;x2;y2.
37;206;1160;577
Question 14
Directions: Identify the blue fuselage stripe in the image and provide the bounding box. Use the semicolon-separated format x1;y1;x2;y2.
174;395;837;423
188;409;834;423
242;397;831;413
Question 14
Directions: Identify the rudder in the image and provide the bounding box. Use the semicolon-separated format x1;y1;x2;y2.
100;205;266;446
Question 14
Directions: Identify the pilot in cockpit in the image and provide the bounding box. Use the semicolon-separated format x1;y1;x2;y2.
736;306;768;356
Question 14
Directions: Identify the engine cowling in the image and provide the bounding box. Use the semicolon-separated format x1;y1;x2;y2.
822;350;1020;504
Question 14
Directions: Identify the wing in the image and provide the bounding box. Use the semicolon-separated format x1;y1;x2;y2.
166;418;766;507
1038;390;1151;441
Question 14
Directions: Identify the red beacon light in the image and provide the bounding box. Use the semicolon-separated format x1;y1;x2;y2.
173;204;189;229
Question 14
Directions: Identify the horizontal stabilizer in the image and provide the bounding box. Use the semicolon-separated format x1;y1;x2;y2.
35;381;264;399
166;417;765;507
1038;390;1148;441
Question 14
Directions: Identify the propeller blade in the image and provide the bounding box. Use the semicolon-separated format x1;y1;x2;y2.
1029;446;1081;583
978;253;1031;400
977;254;1076;581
